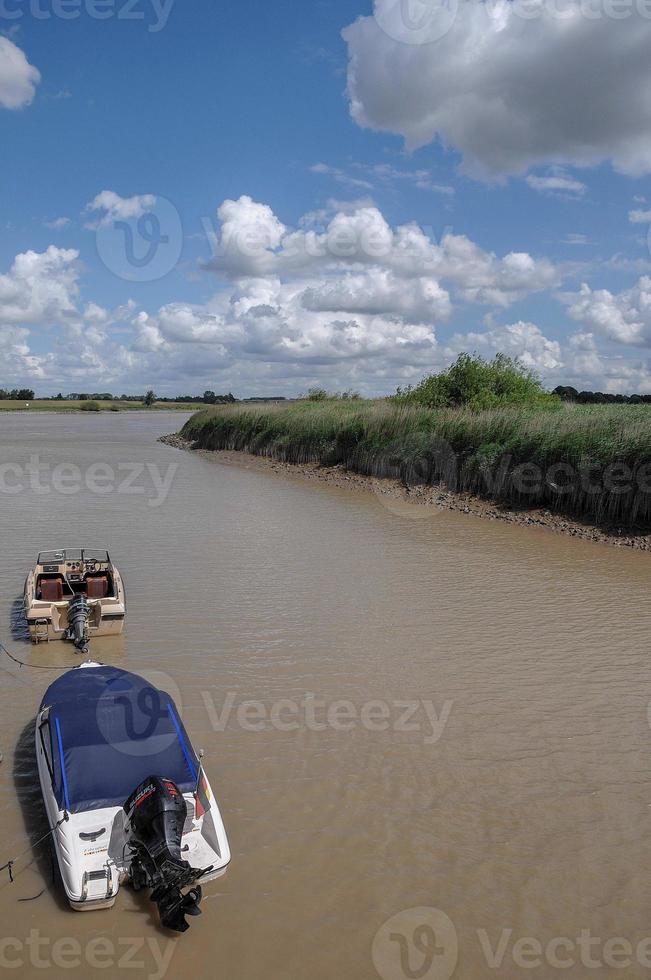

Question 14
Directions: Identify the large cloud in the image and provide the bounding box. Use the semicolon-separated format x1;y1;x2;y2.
0;246;119;384
343;0;651;176
446;321;563;373
134;281;440;367
5;203;650;395
0;38;40;110
207;195;558;306
561;277;651;346
0;246;81;325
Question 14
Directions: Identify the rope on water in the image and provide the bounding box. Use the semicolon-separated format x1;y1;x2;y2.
0;813;68;888
18;888;46;902
0;642;71;670
0;643;71;901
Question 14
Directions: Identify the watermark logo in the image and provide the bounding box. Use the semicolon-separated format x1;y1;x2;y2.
369;437;459;520
202;211;452;268
0;0;175;34
0;931;175;979
0;0;175;31
95;196;182;281
0;455;178;507
374;0;459;45
96;668;183;757
477;927;651;970
373;908;459;980
97;678;453;758
366;437;651;523
201;692;453;745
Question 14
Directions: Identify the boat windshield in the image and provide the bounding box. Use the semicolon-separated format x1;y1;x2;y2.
38;549;110;564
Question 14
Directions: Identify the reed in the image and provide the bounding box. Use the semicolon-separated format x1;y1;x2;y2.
181;401;651;527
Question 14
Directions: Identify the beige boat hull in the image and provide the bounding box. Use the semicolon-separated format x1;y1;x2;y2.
24;550;126;645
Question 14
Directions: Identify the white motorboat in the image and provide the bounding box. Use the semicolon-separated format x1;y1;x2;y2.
35;661;230;931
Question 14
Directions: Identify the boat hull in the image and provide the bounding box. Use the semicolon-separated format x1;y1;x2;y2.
26;608;125;645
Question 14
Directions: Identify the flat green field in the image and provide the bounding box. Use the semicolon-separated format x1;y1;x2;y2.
0;400;206;412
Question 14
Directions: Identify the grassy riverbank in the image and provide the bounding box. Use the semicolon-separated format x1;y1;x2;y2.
181;400;651;528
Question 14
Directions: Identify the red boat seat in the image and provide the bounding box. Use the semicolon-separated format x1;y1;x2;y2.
40;577;64;602
86;575;109;599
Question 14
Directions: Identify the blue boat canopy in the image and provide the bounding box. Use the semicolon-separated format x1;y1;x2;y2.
40;665;198;814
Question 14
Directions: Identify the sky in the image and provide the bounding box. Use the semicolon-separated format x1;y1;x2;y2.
2;0;651;397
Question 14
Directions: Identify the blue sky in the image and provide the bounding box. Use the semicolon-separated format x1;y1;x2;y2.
2;0;651;395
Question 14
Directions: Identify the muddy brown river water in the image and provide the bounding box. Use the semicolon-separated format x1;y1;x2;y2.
0;412;650;980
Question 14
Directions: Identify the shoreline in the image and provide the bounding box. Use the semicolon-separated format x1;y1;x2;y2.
160;434;651;552
0;406;200;414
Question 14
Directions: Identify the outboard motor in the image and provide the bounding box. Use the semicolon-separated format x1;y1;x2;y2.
123;776;212;932
64;594;90;653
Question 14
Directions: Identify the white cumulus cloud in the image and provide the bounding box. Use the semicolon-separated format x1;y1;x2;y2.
561;277;651;346
207;195;559;307
526;170;586;197
0;38;40;110
85;190;157;227
446;321;563;373
0;246;80;325
343;0;651;177
8;201;651;395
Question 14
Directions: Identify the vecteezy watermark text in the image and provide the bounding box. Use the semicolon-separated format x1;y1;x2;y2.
0;931;175;979
374;0;651;50
478;928;651;971
201;692;454;745
0;455;177;507
0;0;174;31
373;908;651;979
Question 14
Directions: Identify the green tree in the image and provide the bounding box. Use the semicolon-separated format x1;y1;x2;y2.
143;389;156;407
306;387;328;402
395;353;555;410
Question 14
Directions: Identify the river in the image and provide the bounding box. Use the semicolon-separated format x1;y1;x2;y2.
0;411;650;979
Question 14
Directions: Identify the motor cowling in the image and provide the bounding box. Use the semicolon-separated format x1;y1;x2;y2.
64;593;90;653
124;776;212;932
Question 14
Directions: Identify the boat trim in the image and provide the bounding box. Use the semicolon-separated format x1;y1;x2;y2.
167;702;198;782
54;717;71;811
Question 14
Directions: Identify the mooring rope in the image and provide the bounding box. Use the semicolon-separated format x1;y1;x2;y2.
0;642;71;670
0;641;71;899
0;812;68;888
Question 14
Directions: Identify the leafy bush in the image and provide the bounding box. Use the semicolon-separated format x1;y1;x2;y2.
80;400;101;412
395;353;556;411
305;387;329;401
303;388;361;402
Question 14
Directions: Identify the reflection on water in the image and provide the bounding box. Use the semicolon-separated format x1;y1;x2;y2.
0;411;650;978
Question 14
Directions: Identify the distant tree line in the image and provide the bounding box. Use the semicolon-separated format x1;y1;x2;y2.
0;387;287;404
163;391;237;404
553;386;651;405
0;388;35;400
42;390;238;403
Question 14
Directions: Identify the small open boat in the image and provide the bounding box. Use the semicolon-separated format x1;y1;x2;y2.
35;662;230;931
24;550;126;652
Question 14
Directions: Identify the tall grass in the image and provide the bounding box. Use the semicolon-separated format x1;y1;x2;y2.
181;401;651;528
